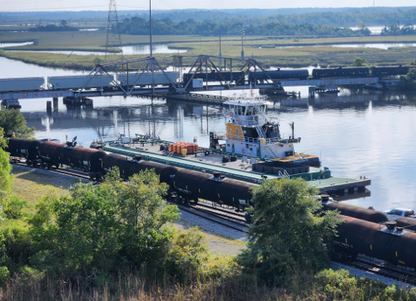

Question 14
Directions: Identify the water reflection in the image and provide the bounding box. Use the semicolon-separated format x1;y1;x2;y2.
0;41;34;48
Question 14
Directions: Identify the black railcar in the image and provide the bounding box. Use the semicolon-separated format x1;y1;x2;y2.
38;141;64;169
129;160;178;186
183;71;245;83
172;170;256;208
312;67;370;79
7;138;43;166
248;69;309;82
395;217;416;231
102;153;178;184
371;65;411;77
61;146;106;176
102;153;135;179
322;199;388;223
332;215;416;269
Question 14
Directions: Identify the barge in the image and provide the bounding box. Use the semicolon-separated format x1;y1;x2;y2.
101;95;370;195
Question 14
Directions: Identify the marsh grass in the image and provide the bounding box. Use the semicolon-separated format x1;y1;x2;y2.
3;38;416;70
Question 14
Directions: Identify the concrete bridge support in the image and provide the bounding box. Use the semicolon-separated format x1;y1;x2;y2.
53;97;59;111
308;87;316;98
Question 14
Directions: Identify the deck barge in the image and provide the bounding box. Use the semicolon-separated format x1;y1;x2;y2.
103;141;370;194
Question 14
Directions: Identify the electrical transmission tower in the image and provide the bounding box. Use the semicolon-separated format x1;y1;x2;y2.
105;0;124;63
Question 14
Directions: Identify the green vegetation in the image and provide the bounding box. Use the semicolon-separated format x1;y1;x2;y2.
238;178;341;286
352;57;368;66
119;17;370;37
398;68;416;90
0;129;12;205
2;30;416;69
0;107;35;138
30;23;78;32
2;141;416;298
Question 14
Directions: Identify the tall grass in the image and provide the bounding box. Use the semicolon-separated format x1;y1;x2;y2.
2;267;415;300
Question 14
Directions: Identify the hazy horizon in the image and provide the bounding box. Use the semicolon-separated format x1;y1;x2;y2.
1;0;415;13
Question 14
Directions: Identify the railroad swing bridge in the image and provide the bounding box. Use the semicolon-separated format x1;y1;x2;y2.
0;54;402;108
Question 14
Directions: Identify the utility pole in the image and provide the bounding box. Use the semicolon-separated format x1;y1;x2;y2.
241;28;245;60
219;26;222;67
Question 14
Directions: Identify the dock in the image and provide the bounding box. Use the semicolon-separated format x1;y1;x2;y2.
103;141;370;194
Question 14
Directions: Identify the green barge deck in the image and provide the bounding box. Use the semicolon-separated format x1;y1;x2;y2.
103;143;370;194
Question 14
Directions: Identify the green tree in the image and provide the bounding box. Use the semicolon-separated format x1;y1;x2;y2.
60;20;67;27
0;108;35;138
30;168;180;282
398;67;416;90
238;178;341;286
352;57;368;66
0;128;12;206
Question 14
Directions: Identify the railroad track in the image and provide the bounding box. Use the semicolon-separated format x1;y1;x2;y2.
196;201;247;222
12;161;92;181
177;204;249;233
338;256;416;286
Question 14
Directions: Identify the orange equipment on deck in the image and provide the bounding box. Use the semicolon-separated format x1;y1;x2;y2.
168;142;199;155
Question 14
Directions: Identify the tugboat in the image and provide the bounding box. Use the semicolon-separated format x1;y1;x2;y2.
211;94;320;167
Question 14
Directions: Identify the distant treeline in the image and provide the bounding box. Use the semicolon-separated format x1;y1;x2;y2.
118;8;416;37
382;24;416;35
29;24;78;32
118;17;371;37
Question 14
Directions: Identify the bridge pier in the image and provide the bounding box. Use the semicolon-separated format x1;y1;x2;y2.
46;101;52;115
308;87;316;98
53;97;59;111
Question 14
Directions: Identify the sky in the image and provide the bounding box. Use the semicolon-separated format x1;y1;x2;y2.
1;0;415;12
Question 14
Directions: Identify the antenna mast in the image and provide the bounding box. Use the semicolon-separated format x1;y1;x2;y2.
149;0;153;57
105;0;124;63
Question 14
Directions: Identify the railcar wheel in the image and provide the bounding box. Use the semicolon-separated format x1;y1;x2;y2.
47;163;52;170
26;160;32;167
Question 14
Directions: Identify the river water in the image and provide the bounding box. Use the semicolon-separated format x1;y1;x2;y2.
1;56;416;212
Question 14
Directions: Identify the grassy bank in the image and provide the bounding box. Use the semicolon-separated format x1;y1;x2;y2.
2;31;416;68
2;43;416;70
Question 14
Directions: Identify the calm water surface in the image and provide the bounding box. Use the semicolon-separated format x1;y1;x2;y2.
1;57;416;212
5;44;187;56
